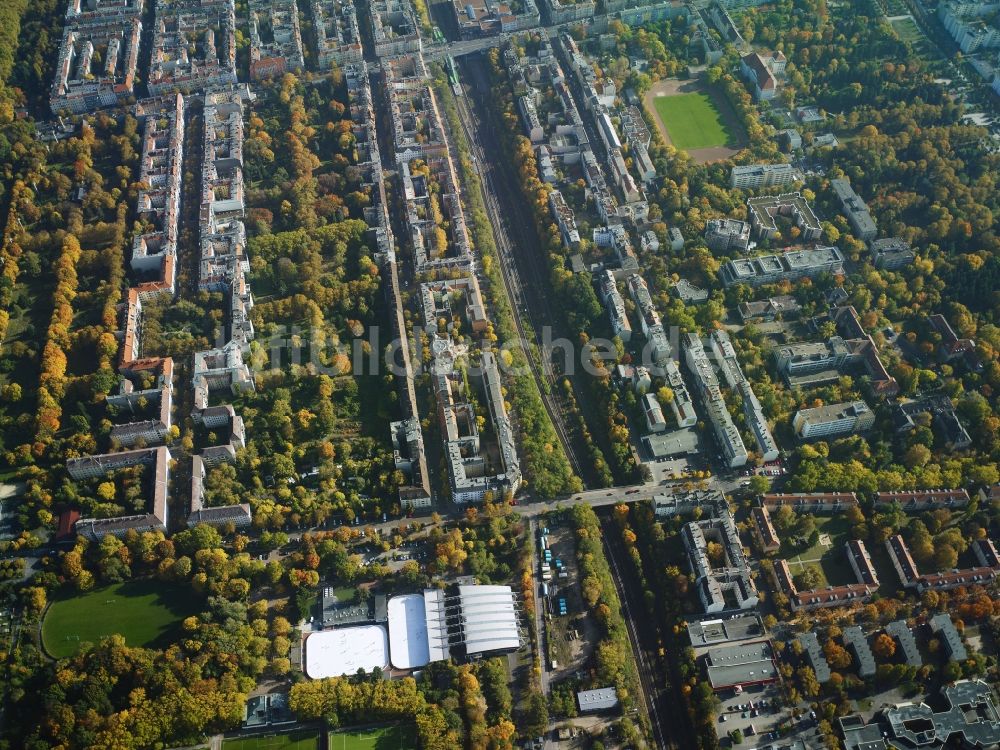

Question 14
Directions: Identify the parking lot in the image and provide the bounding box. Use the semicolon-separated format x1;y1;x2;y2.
716;683;789;746
540;520;598;682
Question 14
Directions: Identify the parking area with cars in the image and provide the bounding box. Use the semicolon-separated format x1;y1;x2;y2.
716;683;788;746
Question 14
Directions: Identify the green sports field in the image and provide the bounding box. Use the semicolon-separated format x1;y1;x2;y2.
653;92;733;151
224;731;320;750
328;724;417;750
42;580;197;659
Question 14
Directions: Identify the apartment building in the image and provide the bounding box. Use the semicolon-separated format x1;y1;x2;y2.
683;507;758;613
773;558;875;612
738;295;801;322
798;632;831;683
598;271;632;342
248;0;304;80
663;359;698;427
390;418;432;508
420;277;488;336
549;190;580;248
131;94;185;296
544;0;597;24
705;218;751;253
108;357;175;448
643;393;668;432
452;0;538;37
874;488;970;511
869;237;915;270
746;192;822;242
939;1;1000;52
929;613;968;662
793;400;874;440
830;178;877;241
842;626;876;677
847;539;880;588
436;351;522;504
69;446;172;540
684;333;748;467
720;246;844;287
739;50;785;100
885;620;922;667
887;533;1000;592
369;0;422;57
752;506;780;553
311;0;363;68
51;0;143;114
760;492;859;511
148;0;238;95
730;163;800;190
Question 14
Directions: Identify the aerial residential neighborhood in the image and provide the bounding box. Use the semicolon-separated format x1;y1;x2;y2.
0;0;999;749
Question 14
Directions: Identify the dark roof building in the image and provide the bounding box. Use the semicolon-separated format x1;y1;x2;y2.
885;620;922;667
929;613;967;662
843;625;876;678
798;632;831;683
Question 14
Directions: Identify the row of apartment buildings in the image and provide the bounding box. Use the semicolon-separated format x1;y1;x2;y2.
248;0;305;81
339;59;433;509
683;333;749;468
50;0;144;114
710;329;779;462
70;86;253;539
52;0;365;113
188;88;257;530
382;51;521;506
887;533;1000;593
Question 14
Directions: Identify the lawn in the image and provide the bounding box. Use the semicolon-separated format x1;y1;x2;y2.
328;724;417;750
783;516;854;588
42;580;197;659
224;731;320;750
889;17;938;60
653;92;733;151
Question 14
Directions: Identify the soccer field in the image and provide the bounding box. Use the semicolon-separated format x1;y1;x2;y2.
42;580;196;659
328;724;417;750
653;92;733;151
224;731;319;750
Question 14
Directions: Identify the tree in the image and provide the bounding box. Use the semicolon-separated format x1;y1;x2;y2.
873;633;897;661
794;566;823;591
523;690;548;737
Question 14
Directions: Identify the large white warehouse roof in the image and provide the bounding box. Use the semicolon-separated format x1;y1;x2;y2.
456;584;521;655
